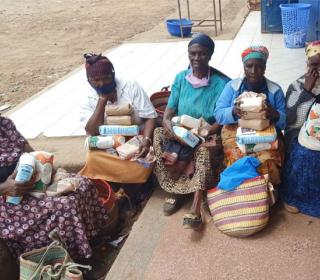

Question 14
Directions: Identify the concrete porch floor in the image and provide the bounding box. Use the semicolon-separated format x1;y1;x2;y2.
105;189;320;280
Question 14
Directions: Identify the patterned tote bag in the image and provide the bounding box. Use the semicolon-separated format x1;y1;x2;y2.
20;232;91;280
207;175;270;237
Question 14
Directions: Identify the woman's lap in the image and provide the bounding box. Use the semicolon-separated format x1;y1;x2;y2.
0;175;110;260
221;124;284;185
153;128;219;194
280;139;320;217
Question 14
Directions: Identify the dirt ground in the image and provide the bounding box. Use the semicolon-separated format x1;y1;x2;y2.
1;0;248;108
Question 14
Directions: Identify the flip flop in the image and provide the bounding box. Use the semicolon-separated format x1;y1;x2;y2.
163;196;181;216
182;213;202;230
283;202;299;214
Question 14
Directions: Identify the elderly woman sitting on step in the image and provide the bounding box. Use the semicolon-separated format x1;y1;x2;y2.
79;54;157;196
0;116;117;261
280;41;320;217
153;33;230;229
214;45;286;188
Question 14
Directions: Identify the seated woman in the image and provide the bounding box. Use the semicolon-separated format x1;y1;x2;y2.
214;45;286;186
79;54;157;186
280;41;320;216
0;116;116;260
153;33;230;229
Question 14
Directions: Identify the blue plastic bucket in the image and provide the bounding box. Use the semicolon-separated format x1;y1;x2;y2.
280;3;311;48
166;19;193;37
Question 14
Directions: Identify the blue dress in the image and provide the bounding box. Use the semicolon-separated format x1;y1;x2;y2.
280;138;320;217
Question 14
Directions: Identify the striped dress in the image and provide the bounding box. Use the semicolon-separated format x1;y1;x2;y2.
280;76;320;217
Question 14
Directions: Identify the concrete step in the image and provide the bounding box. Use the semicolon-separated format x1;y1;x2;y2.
28;135;87;173
106;189;320;280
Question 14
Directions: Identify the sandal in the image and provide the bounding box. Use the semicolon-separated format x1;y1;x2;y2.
182;213;202;230
163;196;181;216
283;202;299;214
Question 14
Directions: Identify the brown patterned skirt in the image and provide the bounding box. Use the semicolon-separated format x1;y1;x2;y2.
153;128;223;194
221;124;285;186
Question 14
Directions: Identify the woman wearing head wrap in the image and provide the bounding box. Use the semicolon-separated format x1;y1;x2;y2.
214;45;286;187
81;53;157;153
280;41;320;216
79;53;158;186
153;33;230;229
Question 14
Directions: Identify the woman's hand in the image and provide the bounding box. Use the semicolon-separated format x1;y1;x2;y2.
162;107;176;139
0;172;36;196
98;94;109;103
304;67;319;92
205;123;222;138
162;119;175;139
262;103;280;123
232;105;242;118
136;138;152;159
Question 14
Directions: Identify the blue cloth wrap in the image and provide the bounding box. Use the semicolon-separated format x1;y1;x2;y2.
217;156;261;191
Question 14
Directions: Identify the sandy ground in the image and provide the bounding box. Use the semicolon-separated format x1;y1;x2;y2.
0;0;173;106
1;0;248;108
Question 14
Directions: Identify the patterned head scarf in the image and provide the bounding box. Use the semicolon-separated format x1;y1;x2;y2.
241;45;269;63
84;53;115;78
305;41;320;59
188;33;215;58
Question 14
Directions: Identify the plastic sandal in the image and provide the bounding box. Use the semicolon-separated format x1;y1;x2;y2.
283;202;299;214
182;213;202;230
163;197;181;216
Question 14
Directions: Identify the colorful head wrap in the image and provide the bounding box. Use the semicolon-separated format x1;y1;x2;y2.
241;45;269;63
305;41;320;59
84;53;115;78
188;33;215;58
84;53;116;94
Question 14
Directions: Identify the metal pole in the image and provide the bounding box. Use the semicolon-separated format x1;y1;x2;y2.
187;0;191;20
212;0;218;36
177;0;184;38
219;0;222;31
